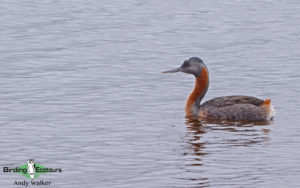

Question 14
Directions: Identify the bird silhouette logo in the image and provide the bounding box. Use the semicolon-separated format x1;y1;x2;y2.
27;159;36;179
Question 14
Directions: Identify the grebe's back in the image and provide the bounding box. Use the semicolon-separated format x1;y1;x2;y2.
199;96;275;121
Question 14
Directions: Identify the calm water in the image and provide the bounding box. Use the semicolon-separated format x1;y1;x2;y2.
1;0;300;187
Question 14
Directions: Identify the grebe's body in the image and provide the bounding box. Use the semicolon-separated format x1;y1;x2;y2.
163;57;275;121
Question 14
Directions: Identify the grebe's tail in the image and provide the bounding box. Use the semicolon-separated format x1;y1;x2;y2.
262;98;275;120
263;98;271;106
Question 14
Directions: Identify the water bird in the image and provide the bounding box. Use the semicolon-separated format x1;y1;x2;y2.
162;57;275;121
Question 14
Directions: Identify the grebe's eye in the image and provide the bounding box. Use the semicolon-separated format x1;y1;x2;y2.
182;61;189;67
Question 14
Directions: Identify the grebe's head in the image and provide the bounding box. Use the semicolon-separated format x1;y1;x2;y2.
162;57;206;77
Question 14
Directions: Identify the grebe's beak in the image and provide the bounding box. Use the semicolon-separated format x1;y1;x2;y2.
161;67;182;73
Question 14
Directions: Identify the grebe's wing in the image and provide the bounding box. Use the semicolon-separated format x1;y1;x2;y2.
201;95;264;108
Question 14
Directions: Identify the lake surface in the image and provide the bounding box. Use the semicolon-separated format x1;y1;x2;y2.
1;0;300;187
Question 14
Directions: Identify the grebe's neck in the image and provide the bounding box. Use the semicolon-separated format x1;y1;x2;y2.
185;67;209;116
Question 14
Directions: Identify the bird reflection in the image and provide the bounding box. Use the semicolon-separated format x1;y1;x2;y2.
181;117;271;187
184;118;208;159
185;117;271;147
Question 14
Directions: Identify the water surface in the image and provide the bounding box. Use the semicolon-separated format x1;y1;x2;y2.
1;0;300;187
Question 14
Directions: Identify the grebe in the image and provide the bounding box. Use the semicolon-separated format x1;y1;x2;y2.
162;57;275;121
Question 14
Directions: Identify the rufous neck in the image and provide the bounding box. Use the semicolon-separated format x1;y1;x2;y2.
185;67;209;116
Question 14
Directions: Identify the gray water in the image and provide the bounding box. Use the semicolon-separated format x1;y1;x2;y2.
1;0;300;187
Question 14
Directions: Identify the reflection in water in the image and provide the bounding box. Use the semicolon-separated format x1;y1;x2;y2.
182;117;271;187
184;118;208;159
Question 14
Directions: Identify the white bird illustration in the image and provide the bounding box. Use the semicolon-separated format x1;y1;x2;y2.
27;159;36;179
